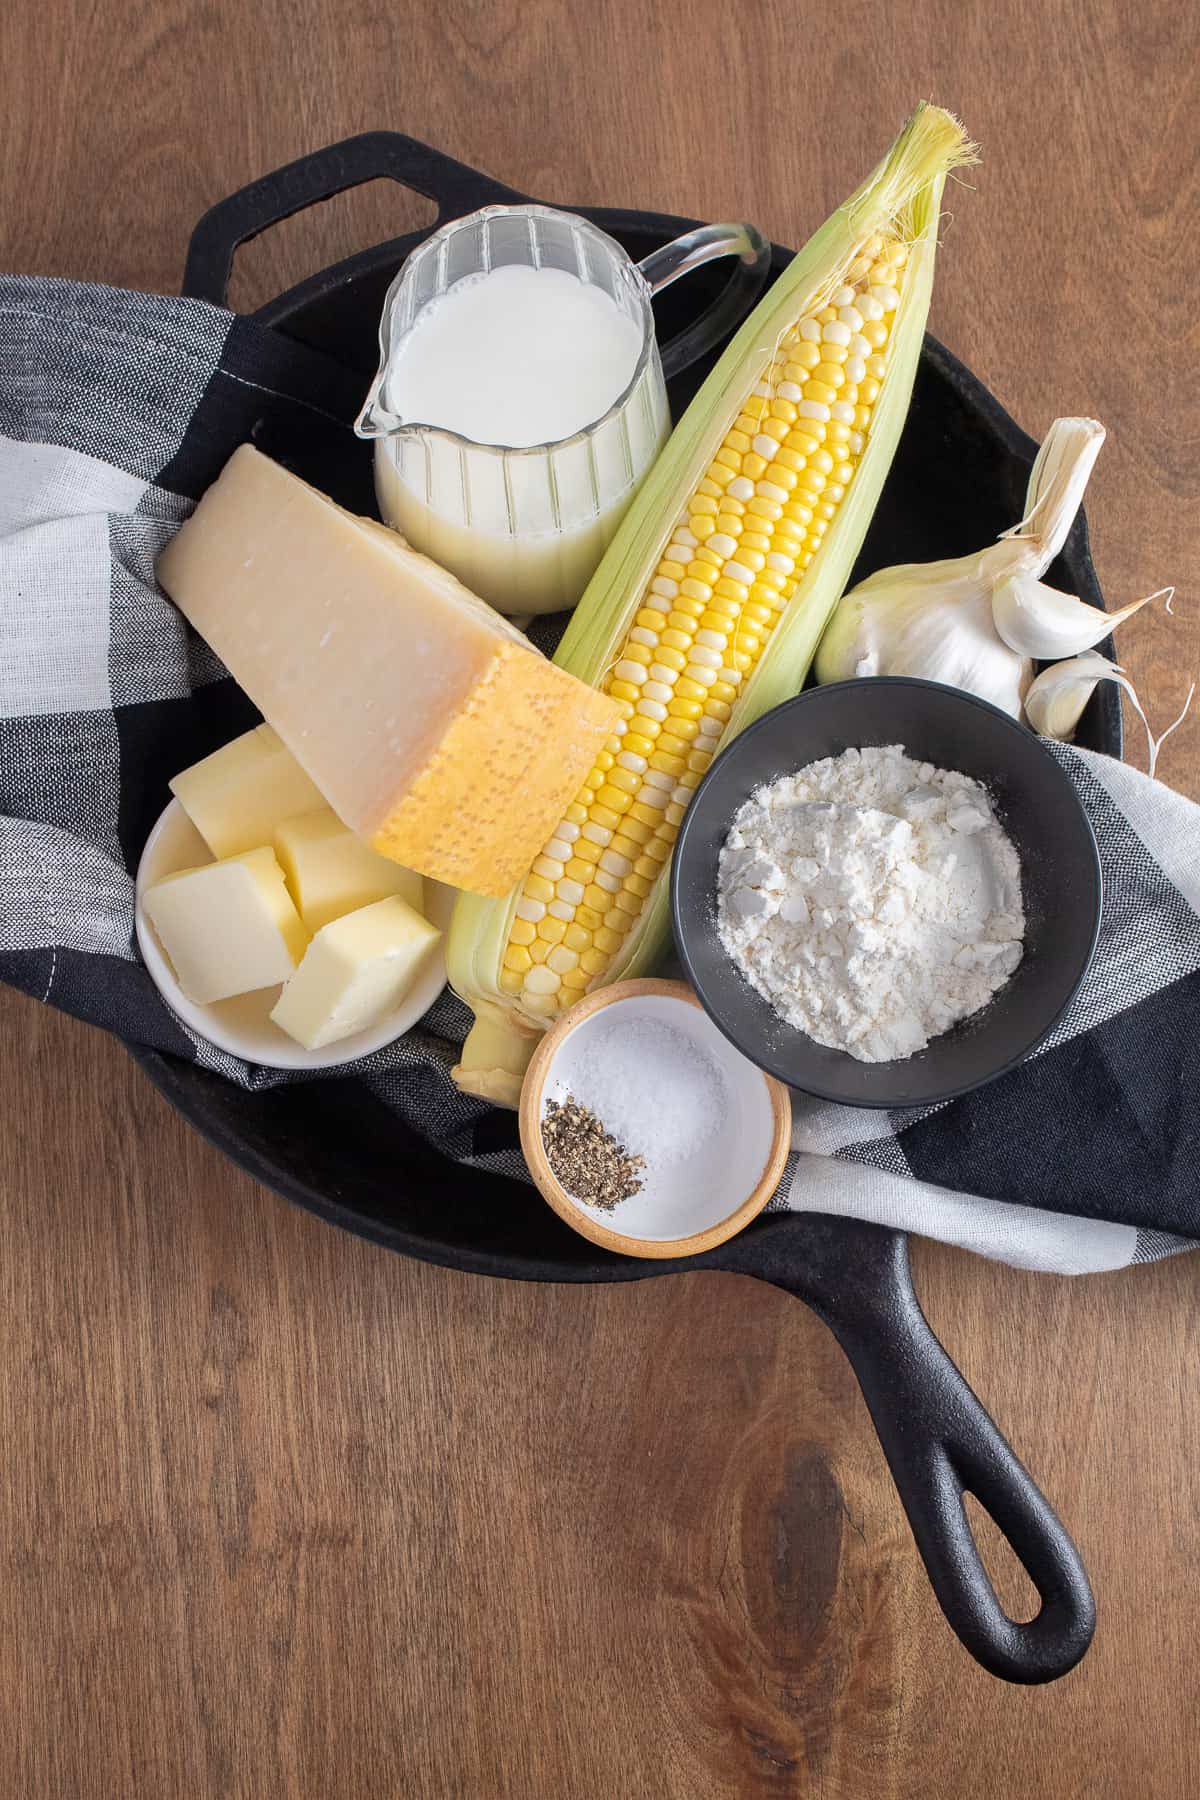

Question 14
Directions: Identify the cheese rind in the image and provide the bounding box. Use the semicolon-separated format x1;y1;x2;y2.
169;723;328;859
156;446;620;895
143;848;309;1003
274;807;424;935
269;896;441;1050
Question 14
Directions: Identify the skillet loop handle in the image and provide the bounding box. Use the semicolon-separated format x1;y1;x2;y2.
861;1334;1097;1685
719;1220;1095;1683
183;131;529;308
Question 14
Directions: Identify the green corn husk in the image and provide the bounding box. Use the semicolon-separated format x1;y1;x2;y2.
448;104;976;1104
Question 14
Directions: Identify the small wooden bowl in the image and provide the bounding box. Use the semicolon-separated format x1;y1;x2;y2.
519;978;791;1260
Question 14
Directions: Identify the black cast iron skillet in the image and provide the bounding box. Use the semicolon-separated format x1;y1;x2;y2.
143;132;1116;1683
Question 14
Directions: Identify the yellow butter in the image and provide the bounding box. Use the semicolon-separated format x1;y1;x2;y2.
270;895;441;1050
156;446;620;896
274;806;424;935
143;848;308;1004
170;723;327;859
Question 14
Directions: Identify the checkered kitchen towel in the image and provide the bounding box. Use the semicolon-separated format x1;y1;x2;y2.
2;276;1198;1273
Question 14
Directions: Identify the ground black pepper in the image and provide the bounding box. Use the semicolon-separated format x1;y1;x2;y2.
541;1095;645;1211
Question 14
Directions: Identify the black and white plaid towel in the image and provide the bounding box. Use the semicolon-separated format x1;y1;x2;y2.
2;275;1197;1274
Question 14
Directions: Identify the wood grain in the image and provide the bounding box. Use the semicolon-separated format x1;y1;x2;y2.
1;0;1198;1793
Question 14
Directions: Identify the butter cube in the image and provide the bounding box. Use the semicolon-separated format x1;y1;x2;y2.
270;896;440;1050
274;807;424;936
144;848;309;1004
170;723;327;859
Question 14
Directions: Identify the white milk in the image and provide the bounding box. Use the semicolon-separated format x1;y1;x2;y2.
374;263;669;615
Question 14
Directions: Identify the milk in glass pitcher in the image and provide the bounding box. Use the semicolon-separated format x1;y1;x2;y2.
355;204;768;615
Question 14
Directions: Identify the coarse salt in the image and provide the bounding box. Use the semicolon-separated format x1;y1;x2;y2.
568;1015;725;1166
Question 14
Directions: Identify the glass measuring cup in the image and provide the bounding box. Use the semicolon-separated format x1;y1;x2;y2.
355;204;769;616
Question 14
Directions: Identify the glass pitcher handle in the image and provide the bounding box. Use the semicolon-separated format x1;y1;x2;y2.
637;222;772;382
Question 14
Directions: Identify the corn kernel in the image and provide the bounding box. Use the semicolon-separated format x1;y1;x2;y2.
594;927;624;955
499;968;524;994
579;947;608;975
560;967;589;993
503;944;533;974
536;915;568;945
528;937;549;964
664;714;700;741
609;679;641;704
524;874;554;903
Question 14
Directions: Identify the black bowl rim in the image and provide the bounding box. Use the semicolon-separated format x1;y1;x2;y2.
671;677;1104;1110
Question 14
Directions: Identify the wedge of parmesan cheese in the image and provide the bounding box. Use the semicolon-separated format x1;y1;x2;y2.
157;446;619;896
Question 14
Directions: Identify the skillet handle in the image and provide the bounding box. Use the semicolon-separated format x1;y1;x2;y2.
183;131;529;307
716;1218;1095;1683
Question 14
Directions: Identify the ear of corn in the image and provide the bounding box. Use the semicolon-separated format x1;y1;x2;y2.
448;104;976;1104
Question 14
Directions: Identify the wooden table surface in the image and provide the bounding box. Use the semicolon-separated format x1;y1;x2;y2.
2;2;1198;1794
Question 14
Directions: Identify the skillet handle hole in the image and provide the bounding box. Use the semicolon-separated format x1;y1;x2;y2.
963;1491;1041;1624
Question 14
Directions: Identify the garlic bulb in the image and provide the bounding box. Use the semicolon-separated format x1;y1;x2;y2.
1026;653;1194;778
816;418;1109;708
817;559;1032;716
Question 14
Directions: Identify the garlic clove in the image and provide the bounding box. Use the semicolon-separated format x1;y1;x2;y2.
997;418;1106;576
991;573;1165;659
1025;653;1195;778
1023;652;1110;741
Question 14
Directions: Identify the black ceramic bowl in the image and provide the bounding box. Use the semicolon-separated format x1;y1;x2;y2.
672;679;1102;1109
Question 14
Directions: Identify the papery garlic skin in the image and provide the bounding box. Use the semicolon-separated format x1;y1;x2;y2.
999;418;1105;572
815;559;1031;716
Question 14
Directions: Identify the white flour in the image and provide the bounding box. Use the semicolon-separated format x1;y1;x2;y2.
716;745;1025;1063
